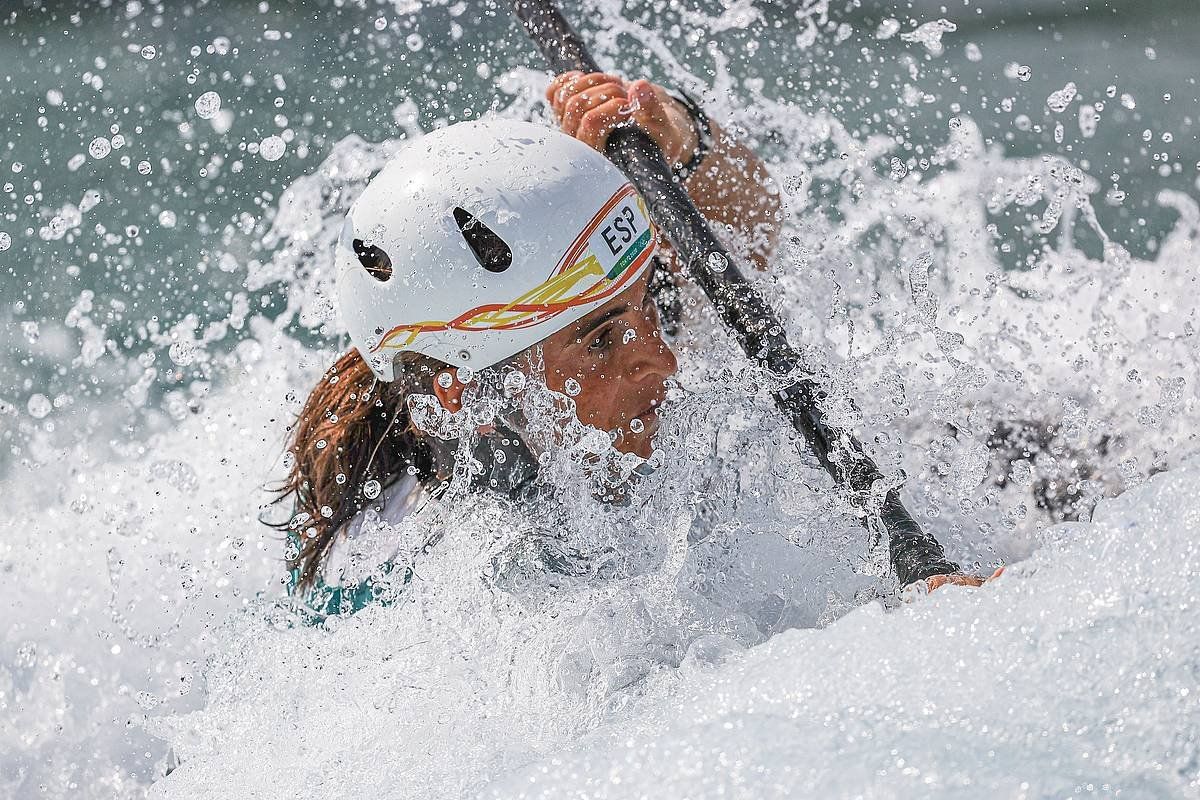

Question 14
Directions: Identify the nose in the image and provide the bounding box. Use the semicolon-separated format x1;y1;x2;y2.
629;324;678;386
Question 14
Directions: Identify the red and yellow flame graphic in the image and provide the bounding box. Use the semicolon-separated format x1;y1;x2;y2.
373;184;655;353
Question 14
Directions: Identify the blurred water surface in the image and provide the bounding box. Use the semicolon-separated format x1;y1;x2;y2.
2;0;1197;474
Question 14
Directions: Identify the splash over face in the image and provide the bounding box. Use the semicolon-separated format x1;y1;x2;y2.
532;268;678;459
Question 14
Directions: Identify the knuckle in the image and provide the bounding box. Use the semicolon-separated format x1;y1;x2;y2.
565;93;589;117
580;111;607;135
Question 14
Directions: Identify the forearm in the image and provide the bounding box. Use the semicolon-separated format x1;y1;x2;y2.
673;108;781;270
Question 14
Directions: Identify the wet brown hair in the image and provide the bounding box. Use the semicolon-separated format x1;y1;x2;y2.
272;349;444;590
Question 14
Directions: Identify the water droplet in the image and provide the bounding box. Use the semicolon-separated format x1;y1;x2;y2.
1008;459;1034;487
629;417;645;434
1078;105;1099;138
874;19;900;40
363;479;382;500
259;135;286;161
503;370;527;397
1046;82;1077;113
1120;93;1136;110
563;378;581;396
21;321;38;342
783;173;808;195
437;372;454;389
168;341;196;366
581;428;609;453
622;328;637;344
320;505;333;518
406;33;424;51
158;209;177;228
194;91;222;120
1016;65;1032;82
899;18;956;56
27;393;52;419
335;472;347;485
888;157;908;180
705;252;729;272
455;366;474;384
374;17;388;30
88;137;112;159
140;44;156;60
0;232;10;251
964;42;982;62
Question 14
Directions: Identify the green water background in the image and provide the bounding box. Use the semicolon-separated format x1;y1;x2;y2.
1;0;1197;469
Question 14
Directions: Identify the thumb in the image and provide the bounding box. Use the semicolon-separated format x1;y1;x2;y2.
627;79;681;162
627;79;666;125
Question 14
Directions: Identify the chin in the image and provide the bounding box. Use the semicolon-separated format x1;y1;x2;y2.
628;436;655;460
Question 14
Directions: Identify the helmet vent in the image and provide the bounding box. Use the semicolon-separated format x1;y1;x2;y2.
453;207;512;273
352;239;392;282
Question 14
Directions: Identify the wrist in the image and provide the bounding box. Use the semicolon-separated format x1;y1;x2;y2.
667;98;700;164
666;91;712;181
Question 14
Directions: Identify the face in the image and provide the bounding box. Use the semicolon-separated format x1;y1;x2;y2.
430;269;679;460
535;269;679;459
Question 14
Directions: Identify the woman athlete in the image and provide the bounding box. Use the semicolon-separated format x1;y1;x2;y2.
274;72;990;616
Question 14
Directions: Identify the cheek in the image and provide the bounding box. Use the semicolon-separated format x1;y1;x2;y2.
559;359;627;427
570;371;618;426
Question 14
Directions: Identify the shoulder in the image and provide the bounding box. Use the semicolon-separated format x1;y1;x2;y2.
323;474;425;585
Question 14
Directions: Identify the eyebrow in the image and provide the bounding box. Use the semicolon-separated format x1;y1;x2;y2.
576;303;629;340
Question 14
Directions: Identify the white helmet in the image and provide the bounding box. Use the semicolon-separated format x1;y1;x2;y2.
335;118;658;381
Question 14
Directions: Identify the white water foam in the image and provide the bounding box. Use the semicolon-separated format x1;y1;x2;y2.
149;458;1200;798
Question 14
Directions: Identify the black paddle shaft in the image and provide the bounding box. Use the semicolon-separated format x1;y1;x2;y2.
510;0;958;586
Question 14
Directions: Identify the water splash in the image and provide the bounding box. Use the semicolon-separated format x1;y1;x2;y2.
2;1;1199;797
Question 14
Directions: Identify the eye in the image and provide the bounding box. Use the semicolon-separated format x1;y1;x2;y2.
588;327;612;354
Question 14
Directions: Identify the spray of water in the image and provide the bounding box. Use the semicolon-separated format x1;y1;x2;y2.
3;1;1198;797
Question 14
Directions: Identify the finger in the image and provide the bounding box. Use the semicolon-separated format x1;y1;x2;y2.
561;86;627;137
552;72;623;116
545;70;583;104
576;97;633;151
627;79;668;125
925;574;951;593
626;79;681;160
987;566;1006;581
553;75;623;120
925;573;986;593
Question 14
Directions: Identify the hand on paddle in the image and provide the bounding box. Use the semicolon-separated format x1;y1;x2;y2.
925;566;1006;593
546;71;700;167
545;70;781;270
